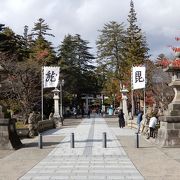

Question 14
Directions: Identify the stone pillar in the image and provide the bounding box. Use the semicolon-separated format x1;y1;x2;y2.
52;88;60;118
156;53;180;147
52;88;61;127
121;86;129;124
59;79;64;123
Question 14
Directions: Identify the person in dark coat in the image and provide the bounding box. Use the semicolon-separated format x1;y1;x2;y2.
87;107;91;118
137;110;143;133
118;109;125;128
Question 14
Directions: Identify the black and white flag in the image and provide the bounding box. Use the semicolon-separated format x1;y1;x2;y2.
132;66;146;90
43;66;60;88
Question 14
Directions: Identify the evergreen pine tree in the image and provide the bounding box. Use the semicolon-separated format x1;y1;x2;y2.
123;0;149;68
58;34;99;106
31;18;54;38
96;21;126;103
96;21;126;80
29;18;56;65
0;25;29;61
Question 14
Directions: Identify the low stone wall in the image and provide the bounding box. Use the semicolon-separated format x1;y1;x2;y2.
17;120;56;138
38;119;55;133
16;128;29;138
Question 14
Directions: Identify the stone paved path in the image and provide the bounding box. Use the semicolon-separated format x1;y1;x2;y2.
19;116;144;180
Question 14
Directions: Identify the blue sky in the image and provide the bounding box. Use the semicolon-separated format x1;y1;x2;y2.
1;0;180;60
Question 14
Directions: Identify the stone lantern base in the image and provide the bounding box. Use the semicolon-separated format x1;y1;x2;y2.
53;117;62;128
156;115;180;147
0;119;22;150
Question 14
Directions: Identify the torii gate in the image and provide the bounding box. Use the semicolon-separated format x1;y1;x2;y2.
81;95;94;112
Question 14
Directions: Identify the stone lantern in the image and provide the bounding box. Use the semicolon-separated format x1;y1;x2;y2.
157;50;180;147
121;85;129;124
52;88;61;127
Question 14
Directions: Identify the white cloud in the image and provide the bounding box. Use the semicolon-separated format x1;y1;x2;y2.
0;0;180;60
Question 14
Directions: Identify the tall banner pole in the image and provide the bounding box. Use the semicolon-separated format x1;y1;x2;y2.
131;66;134;129
143;66;146;120
144;65;146;117
131;65;146;129
131;89;134;119
131;67;134;120
141;87;146;132
43;66;60;122
131;89;134;129
41;67;44;121
143;88;146;117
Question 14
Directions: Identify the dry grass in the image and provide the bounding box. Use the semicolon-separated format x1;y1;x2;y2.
15;121;28;129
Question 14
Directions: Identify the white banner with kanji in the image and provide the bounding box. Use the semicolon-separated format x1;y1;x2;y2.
43;66;60;88
132;66;146;90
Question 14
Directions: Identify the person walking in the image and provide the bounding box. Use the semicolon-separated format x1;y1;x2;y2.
137;110;143;133
73;107;77;118
87;107;91;118
118;109;125;128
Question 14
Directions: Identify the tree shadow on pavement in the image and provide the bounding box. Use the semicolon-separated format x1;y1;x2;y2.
22;141;62;148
